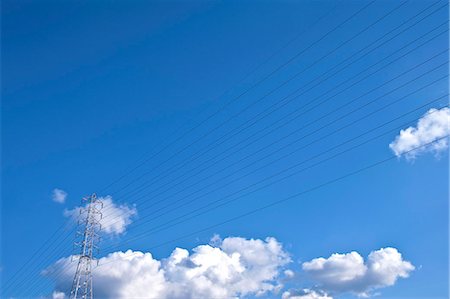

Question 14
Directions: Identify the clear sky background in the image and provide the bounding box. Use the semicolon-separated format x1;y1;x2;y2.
1;0;448;298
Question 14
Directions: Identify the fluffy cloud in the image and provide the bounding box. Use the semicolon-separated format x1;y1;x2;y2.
301;247;414;297
52;188;67;204
51;291;66;299
389;107;449;159
282;289;332;299
64;196;136;235
44;236;290;299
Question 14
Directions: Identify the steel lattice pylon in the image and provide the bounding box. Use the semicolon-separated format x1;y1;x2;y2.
70;193;103;299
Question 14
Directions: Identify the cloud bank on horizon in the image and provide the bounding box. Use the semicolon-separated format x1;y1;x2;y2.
389;107;449;159
45;236;413;299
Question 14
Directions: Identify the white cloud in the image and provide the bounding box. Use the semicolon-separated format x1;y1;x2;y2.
302;251;366;290
51;291;66;299
389;107;450;159
44;236;290;299
282;289;332;299
301;247;414;297
284;269;295;279
64;196;136;235
52;189;67;204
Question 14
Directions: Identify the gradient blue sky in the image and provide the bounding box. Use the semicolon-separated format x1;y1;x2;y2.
1;0;448;298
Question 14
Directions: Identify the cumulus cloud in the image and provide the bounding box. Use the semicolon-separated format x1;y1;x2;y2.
301;247;414;297
284;269;295;279
282;289;332;299
51;291;66;299
389;107;449;159
44;236;290;299
52;189;67;204
64;196;136;235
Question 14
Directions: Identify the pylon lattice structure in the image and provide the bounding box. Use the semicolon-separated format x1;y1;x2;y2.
70;193;103;299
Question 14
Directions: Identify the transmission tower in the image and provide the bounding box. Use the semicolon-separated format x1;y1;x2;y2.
70;193;103;299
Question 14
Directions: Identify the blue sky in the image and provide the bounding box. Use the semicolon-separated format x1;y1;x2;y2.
1;0;448;298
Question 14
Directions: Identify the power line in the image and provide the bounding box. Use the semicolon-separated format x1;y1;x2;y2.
99;51;448;226
32;105;448;297
5;3;377;290
102;104;449;251
116;21;448;205
26;90;449;298
31;6;446;298
92;1;448;220
45;135;449;286
20;64;446;298
19;27;448;299
99;2;447;219
100;78;448;245
98;0;374;194
108;1;447;204
29;95;447;299
133;135;449;252
2;3;346;294
53;59;448;258
97;1;341;194
52;50;446;265
105;0;403;196
80;0;422;221
128;27;448;204
6;1;446;296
